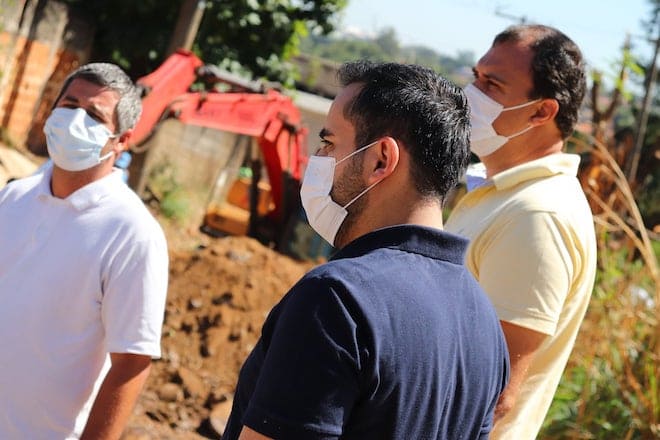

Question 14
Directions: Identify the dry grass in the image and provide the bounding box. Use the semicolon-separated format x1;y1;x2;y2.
540;136;659;439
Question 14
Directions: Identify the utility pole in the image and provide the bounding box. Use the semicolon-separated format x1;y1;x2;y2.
166;0;206;55
626;17;660;185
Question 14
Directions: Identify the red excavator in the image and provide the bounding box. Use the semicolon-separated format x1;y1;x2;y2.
128;50;321;258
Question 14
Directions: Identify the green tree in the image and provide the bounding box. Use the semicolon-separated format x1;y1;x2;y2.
300;28;474;83
61;0;346;84
301;30;396;63
373;27;399;57
197;0;346;85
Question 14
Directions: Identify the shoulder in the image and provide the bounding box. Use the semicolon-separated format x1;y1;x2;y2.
259;268;368;352
305;257;358;280
103;183;166;242
519;174;594;235
0;173;43;203
299;255;380;297
278;262;367;319
509;173;586;213
288;264;355;302
495;172;592;244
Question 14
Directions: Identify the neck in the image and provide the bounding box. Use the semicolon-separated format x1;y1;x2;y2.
481;136;564;178
50;163;113;198
336;195;444;249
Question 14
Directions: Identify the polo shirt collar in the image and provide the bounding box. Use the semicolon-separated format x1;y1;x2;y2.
332;225;468;265
491;153;580;191
36;162;122;210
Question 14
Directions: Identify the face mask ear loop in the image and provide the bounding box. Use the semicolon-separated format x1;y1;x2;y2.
99;131;121;164
342;178;384;210
336;140;379;165
505;124;535;140
98;150;115;164
342;139;399;210
499;101;540;141
501;98;542;112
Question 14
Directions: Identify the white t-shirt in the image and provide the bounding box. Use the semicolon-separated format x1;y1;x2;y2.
0;164;169;439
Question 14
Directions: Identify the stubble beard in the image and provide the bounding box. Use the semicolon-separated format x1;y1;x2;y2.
332;154;368;248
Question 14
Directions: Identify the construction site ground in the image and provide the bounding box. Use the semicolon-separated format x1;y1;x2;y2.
122;217;318;440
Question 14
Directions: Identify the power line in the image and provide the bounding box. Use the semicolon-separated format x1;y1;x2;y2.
494;6;528;24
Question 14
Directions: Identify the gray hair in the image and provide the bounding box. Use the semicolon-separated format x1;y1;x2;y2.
55;63;142;134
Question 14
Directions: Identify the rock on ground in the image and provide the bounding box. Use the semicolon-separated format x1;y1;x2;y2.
125;231;315;439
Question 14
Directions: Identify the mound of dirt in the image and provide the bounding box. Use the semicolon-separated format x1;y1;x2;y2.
124;234;316;439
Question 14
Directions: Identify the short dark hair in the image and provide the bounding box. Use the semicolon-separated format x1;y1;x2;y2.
493;24;586;139
54;63;142;134
337;61;470;200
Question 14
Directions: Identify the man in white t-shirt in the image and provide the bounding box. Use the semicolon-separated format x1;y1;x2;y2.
0;63;169;439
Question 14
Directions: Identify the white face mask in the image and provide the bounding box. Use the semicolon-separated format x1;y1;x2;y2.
300;140;383;246
44;107;116;172
464;83;540;158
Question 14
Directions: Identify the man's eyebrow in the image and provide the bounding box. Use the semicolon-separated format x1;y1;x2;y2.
483;71;508;86
88;103;112;120
319;128;333;139
60;94;80;104
473;66;508;86
59;95;110;119
78;102;112;124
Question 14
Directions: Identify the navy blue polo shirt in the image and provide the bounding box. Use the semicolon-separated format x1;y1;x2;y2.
222;225;509;440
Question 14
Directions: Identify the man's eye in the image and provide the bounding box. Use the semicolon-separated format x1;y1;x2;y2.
488;81;502;92
86;111;103;122
58;104;102;123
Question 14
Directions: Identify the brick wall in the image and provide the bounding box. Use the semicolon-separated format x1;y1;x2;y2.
0;0;92;152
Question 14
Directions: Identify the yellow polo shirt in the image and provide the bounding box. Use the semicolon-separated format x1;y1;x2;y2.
445;153;597;439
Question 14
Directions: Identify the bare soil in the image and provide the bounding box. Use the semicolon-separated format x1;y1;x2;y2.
122;219;317;439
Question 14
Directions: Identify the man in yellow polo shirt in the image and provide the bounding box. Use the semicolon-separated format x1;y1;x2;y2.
445;24;597;439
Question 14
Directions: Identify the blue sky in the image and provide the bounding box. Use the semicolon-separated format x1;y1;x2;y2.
338;0;656;75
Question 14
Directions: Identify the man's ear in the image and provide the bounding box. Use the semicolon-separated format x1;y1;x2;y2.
530;99;559;126
114;129;133;153
368;136;400;184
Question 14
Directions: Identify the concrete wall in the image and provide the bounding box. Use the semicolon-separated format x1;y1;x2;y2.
128;118;251;229
291;53;340;99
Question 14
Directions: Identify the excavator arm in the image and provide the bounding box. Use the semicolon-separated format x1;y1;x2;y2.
130;50;203;147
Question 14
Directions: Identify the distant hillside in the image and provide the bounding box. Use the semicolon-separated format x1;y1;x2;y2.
295;28;475;96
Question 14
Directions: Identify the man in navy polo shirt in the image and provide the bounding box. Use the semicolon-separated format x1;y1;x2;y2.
223;61;509;440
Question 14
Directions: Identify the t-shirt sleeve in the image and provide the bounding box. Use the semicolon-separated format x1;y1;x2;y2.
476;211;575;335
101;233;169;358
242;276;363;439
